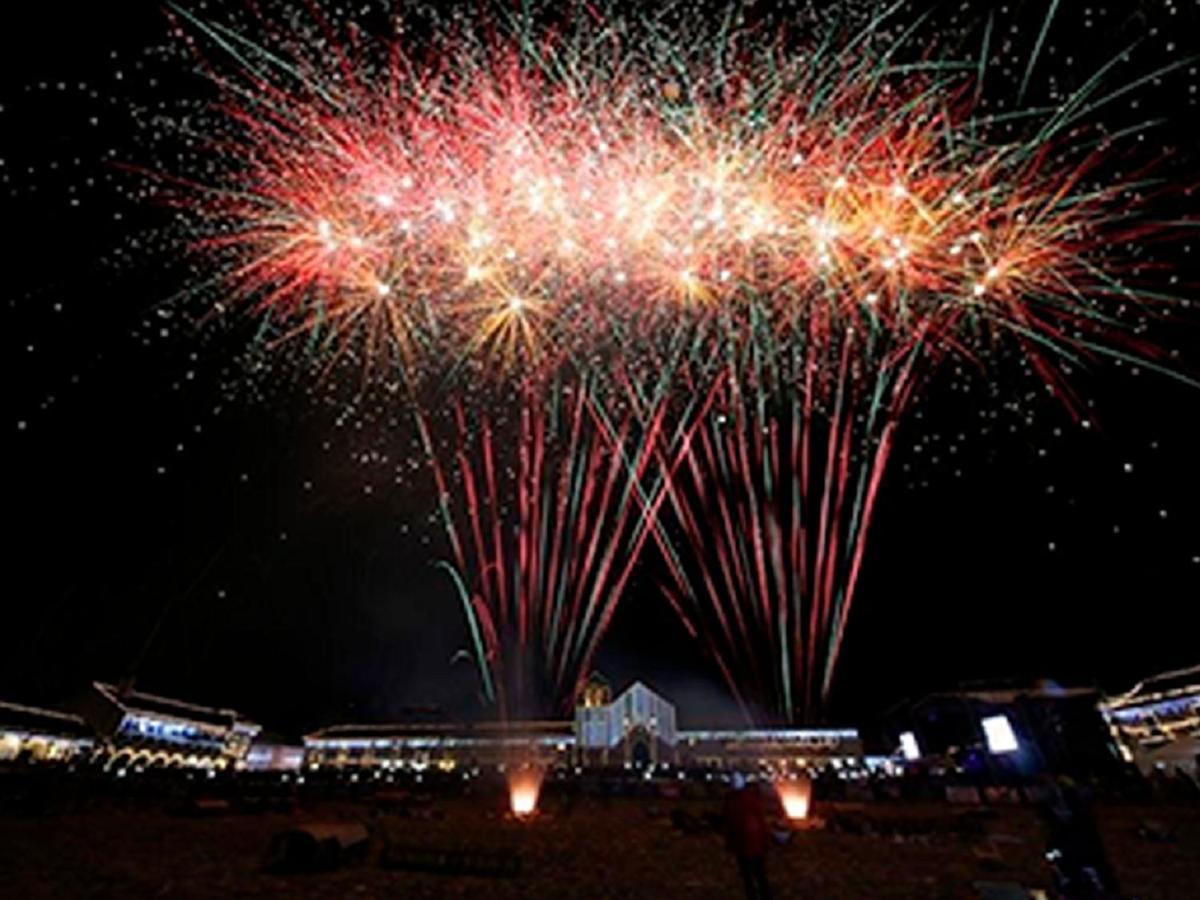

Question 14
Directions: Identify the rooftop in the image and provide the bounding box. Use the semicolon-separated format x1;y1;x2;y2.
0;700;93;740
1105;665;1200;710
94;682;259;732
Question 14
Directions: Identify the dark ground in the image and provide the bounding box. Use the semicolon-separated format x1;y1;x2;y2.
1;797;1196;899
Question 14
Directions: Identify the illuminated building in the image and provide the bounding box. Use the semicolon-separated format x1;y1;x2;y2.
243;732;306;772
0;701;94;764
674;728;862;773
304;720;574;772
1100;665;1199;776
304;677;860;773
574;678;677;767
78;681;261;770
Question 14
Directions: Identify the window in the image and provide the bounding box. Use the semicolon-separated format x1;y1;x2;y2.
981;715;1019;754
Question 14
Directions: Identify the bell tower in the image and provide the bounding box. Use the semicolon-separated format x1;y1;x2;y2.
579;672;612;709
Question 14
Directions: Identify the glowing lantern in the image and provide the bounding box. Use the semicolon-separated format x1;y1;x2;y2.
776;777;812;820
507;767;543;817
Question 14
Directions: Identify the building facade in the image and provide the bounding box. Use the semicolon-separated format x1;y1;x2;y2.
78;681;261;770
1101;665;1199;776
574;679;678;766
305;720;574;772
675;727;862;772
305;677;859;773
0;701;94;764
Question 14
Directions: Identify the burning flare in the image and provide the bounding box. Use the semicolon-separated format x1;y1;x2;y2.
776;777;812;821
507;766;543;817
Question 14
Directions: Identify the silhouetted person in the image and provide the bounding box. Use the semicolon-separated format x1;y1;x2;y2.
1038;775;1120;898
723;773;772;900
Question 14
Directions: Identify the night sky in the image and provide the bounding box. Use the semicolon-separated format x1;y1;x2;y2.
3;1;1198;739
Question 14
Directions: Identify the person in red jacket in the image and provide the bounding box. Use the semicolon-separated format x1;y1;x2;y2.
723;772;773;900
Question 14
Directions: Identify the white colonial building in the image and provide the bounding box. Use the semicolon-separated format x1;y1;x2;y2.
574;677;678;766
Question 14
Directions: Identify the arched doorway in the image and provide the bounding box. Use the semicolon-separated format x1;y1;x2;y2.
631;739;651;768
626;724;655;767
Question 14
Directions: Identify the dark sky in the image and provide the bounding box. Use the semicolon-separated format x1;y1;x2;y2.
2;1;1198;738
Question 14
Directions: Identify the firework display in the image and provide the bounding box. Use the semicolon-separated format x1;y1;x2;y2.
416;377;685;715
156;1;1190;722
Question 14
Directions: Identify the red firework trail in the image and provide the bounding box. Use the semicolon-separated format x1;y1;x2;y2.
415;371;717;716
639;321;933;724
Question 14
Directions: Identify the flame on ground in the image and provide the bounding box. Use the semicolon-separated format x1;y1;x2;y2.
776;777;812;820
508;768;543;817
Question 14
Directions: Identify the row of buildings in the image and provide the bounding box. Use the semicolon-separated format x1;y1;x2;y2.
0;677;862;776
2;668;1196;780
304;678;863;774
0;681;273;772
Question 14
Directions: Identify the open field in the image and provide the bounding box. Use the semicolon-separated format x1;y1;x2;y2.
1;794;1197;899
